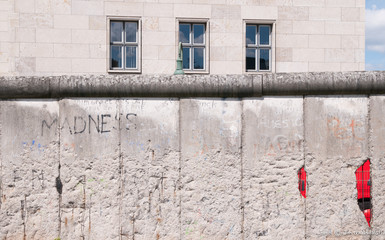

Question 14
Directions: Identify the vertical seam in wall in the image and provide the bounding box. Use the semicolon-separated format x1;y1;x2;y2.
0;101;2;210
367;94;372;162
367;94;373;238
118;100;123;240
240;99;245;240
178;98;182;240
58;99;62;238
303;95;307;239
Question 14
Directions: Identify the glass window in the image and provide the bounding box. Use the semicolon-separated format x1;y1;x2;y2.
126;46;137;69
259;49;269;70
193;47;204;69
110;20;140;71
179;22;206;71
179;24;190;43
246;48;256;70
125;22;137;43
246;24;272;72
193;24;205;44
183;47;190;69
110;22;123;42
246;25;256;45
111;46;122;68
259;25;270;45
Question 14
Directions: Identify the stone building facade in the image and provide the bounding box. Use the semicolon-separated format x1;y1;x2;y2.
0;0;365;76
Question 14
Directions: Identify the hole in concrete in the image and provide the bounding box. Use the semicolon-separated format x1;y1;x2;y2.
355;159;371;227
297;166;306;198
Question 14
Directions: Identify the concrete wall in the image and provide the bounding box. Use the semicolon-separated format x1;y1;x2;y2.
0;0;365;76
1;95;384;239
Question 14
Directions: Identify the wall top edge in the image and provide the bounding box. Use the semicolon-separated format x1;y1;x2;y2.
0;71;384;99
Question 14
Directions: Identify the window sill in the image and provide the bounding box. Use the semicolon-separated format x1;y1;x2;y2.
244;71;272;74
183;70;209;75
108;69;142;74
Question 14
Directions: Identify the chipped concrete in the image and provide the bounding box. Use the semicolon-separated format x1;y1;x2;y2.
305;96;370;240
0;72;385;99
243;97;305;240
1;73;385;239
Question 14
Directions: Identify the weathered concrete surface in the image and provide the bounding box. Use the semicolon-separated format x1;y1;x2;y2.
0;75;262;98
2;72;385;99
243;97;305;239
369;96;385;240
58;99;120;240
119;99;180;239
1;95;385;239
180;99;242;239
305;96;370;239
263;72;385;95
0;101;60;239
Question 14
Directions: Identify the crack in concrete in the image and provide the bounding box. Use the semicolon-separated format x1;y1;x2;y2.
58;101;62;239
118;101;123;240
303;95;307;240
21;195;26;240
240;100;245;240
367;95;374;239
178;99;182;240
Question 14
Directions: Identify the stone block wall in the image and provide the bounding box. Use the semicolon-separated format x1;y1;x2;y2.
0;0;365;75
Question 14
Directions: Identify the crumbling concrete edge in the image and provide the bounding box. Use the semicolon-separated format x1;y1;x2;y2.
0;72;384;98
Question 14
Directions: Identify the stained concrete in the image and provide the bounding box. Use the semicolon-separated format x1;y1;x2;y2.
369;96;385;240
1;72;385;99
243;97;305;239
1;73;385;239
119;99;180;239
305;96;370;240
180;99;242;239
0;101;60;239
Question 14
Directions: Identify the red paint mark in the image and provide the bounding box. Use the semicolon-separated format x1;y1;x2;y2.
298;167;306;198
355;159;371;227
327;117;364;140
350;119;364;141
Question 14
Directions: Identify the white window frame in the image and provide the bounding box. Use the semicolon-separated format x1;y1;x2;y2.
177;19;209;74
107;17;141;74
243;20;275;73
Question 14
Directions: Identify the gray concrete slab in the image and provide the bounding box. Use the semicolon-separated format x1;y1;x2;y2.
58;99;120;240
180;99;242;240
305;96;370;240
0;100;60;239
243;97;305;239
3;72;385;99
119;99;180;240
369;96;385;239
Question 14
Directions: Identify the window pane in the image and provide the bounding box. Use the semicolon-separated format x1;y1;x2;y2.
260;26;270;45
125;22;137;43
111;46;122;69
126;46;137;69
179;24;190;43
111;22;123;42
260;49;270;70
182;47;190;69
193;24;204;44
193;47;204;70
246;48;256;70
246;25;256;45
